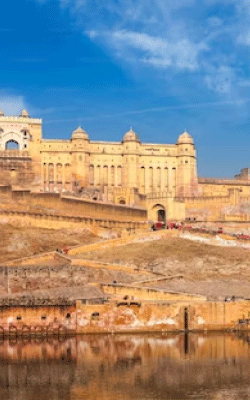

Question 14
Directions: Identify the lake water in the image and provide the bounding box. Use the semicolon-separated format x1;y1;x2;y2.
0;333;250;399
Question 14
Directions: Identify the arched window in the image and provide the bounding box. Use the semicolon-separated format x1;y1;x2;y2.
156;167;161;189
117;166;122;186
96;165;101;185
48;163;54;182
172;167;176;189
65;163;71;183
89;165;94;185
5;140;19;150
103;165;108;185
149;167;153;191
111;166;115;185
56;163;63;183
140;166;145;191
164;167;168;190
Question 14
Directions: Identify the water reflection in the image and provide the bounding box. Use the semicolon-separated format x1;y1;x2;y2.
0;333;250;399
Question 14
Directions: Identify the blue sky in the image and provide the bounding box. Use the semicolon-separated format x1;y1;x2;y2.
1;0;250;177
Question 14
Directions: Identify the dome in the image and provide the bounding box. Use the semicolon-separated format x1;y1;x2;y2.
122;128;140;143
177;131;194;145
0;109;4;116
20;109;30;118
71;126;89;140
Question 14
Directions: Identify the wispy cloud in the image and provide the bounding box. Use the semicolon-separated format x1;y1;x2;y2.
34;0;250;99
87;30;208;72
0;95;27;116
46;97;250;124
60;0;250;94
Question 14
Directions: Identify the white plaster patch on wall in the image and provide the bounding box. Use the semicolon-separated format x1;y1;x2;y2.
165;337;178;346
7;347;14;356
77;317;89;327
147;317;176;326
131;318;144;328
197;337;205;346
197;316;205;325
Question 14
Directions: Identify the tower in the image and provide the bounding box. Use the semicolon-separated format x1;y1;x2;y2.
176;131;198;197
122;128;140;189
71;126;90;187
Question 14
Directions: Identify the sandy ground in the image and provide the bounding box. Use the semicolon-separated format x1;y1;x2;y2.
1;224;250;299
74;237;250;299
0;223;98;263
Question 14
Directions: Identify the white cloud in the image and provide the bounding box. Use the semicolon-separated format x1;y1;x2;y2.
207;16;223;27
238;30;250;46
0;95;27;116
88;30;208;71
204;66;235;94
238;79;250;87
58;0;250;95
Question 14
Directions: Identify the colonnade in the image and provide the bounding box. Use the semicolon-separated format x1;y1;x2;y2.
89;164;123;187
42;162;177;195
139;166;176;194
42;163;71;191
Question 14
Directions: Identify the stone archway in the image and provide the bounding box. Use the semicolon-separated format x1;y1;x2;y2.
1;131;28;151
149;203;166;223
119;198;126;205
5;140;19;150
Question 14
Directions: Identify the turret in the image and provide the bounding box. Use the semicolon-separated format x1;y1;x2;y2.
71;126;90;187
20;109;30;118
122;128;140;189
71;126;89;142
176;131;198;197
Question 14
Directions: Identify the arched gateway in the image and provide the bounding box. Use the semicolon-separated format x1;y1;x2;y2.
5;140;19;150
150;203;166;223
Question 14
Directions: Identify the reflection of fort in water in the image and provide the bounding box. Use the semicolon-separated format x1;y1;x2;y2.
0;334;250;399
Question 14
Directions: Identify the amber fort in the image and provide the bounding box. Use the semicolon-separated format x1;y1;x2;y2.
1;108;250;223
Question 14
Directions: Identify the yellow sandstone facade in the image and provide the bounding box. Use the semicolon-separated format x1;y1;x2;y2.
1;108;250;223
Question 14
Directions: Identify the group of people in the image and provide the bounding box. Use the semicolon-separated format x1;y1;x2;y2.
151;221;184;231
56;245;69;255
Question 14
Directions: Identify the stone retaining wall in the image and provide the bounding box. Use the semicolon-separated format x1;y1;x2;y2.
0;299;250;335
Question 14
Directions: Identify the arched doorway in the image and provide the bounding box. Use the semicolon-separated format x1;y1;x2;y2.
158;209;165;222
5;140;19;150
150;204;166;223
119;198;126;205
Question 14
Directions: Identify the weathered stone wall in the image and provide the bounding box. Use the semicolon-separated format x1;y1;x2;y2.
101;284;205;302
0;297;249;334
10;190;147;222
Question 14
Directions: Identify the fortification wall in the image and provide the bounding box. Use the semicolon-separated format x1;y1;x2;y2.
0;299;250;334
183;190;243;221
0;211;146;232
0;186;147;222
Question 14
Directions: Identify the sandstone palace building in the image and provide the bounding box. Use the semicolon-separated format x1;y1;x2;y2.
1;108;250;223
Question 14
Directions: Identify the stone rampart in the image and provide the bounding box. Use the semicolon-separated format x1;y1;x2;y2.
10;188;147;222
0;299;250;335
101;283;206;302
0;210;147;232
